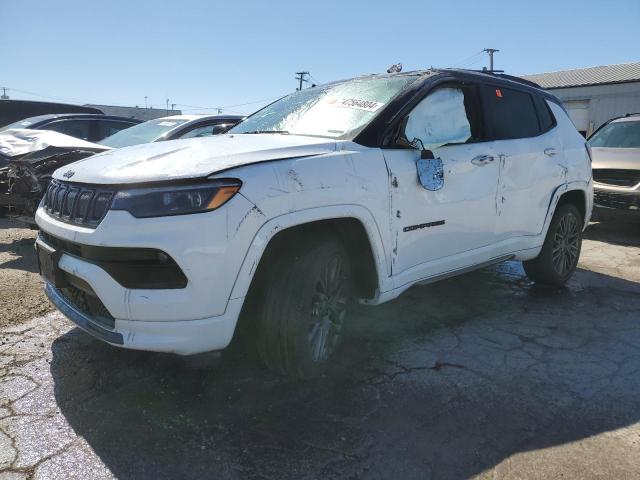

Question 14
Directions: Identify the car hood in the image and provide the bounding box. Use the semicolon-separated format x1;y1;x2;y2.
591;147;640;170
52;134;338;184
0;128;110;160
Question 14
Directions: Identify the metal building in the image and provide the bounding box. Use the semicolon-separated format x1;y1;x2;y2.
522;62;640;137
84;104;182;121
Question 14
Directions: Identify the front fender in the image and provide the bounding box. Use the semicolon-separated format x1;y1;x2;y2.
228;204;391;302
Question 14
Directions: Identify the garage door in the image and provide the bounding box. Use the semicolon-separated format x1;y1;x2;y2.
563;99;590;136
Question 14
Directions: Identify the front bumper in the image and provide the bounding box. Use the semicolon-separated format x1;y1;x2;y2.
45;282;245;354
35;191;260;355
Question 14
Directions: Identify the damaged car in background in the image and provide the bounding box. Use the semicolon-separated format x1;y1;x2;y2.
0;130;109;223
0;114;243;224
35;69;592;378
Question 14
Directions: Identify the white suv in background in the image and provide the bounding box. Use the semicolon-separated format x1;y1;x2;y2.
35;69;592;378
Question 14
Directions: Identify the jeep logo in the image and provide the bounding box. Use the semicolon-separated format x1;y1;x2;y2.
62;170;75;179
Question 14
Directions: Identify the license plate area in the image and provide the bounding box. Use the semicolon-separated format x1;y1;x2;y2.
36;241;68;288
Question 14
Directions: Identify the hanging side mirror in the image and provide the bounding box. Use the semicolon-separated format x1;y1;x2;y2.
412;138;444;191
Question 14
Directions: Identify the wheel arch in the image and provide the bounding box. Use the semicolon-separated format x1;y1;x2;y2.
229;205;390;305
543;182;591;236
557;189;586;222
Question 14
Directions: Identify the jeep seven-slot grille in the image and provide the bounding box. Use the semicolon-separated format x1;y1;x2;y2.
43;180;114;228
593;169;640;188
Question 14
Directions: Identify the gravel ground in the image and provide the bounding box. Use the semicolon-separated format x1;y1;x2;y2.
0;219;639;479
0;219;52;327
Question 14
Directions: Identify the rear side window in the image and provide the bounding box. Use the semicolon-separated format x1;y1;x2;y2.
533;96;556;133
482;85;540;140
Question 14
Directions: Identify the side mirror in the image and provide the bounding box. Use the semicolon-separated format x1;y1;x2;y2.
412;138;444;191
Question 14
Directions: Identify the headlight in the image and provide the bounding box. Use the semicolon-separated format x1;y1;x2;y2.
111;178;241;218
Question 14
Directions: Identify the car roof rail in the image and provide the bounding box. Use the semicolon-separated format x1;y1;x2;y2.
445;68;542;89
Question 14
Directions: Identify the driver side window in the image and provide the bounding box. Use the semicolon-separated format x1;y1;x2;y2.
403;85;480;151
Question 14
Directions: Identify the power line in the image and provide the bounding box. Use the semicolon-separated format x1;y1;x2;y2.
174;94;285;112
2;87;81;104
3;85;285;114
452;50;485;69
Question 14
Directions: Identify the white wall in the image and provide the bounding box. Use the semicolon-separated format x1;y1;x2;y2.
548;82;640;136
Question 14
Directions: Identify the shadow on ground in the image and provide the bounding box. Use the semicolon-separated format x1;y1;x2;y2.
584;219;640;246
49;224;640;479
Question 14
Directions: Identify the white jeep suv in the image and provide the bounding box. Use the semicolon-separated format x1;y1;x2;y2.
36;69;592;378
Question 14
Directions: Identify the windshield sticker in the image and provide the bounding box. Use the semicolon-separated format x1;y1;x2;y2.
158;121;177;127
328;98;384;112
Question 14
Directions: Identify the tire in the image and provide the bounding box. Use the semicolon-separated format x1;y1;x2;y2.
256;237;352;379
523;203;583;287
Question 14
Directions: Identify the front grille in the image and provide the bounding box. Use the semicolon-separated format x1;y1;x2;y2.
594;190;640;211
59;284;115;330
593;169;640;187
43;180;114;228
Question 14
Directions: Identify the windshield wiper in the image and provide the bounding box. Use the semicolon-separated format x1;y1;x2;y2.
243;130;290;134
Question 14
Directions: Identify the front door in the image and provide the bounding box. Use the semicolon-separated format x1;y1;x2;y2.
383;83;500;277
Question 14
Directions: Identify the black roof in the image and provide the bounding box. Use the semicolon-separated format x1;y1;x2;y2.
13;113;142;127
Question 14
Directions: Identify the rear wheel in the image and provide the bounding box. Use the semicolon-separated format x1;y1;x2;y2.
256;237;351;379
523;203;583;286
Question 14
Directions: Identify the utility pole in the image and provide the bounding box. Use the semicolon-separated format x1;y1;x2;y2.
217;108;223;114
144;96;148;109
1;87;8;100
483;48;499;71
166;98;169;115
295;71;310;91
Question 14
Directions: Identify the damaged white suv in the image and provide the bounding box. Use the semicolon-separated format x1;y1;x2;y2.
36;69;592;377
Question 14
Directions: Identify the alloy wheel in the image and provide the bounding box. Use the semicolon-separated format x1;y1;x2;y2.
308;254;348;362
551;212;580;276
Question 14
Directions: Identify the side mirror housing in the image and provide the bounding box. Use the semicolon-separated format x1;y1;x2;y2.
421;148;435;160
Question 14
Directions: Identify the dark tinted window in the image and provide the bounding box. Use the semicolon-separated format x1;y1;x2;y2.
482;85;540;139
44;120;92;140
98;120;135;139
534;96;556;132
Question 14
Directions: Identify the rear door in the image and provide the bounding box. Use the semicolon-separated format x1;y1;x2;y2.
481;85;565;240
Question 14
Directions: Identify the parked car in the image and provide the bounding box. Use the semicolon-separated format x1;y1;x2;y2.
0;130;110;222
98;114;244;148
0;113;140;142
0;115;242;224
588;113;640;220
35;69;592;378
0;99;103;128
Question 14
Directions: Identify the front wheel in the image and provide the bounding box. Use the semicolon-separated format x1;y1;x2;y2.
523;203;583;287
256;237;352;379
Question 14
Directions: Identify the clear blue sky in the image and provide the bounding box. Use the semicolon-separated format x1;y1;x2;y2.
3;0;639;115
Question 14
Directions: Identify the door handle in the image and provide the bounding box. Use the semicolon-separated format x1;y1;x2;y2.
471;154;495;166
544;147;557;157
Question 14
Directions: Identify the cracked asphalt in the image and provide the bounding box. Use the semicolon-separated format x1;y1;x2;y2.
1;220;640;479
